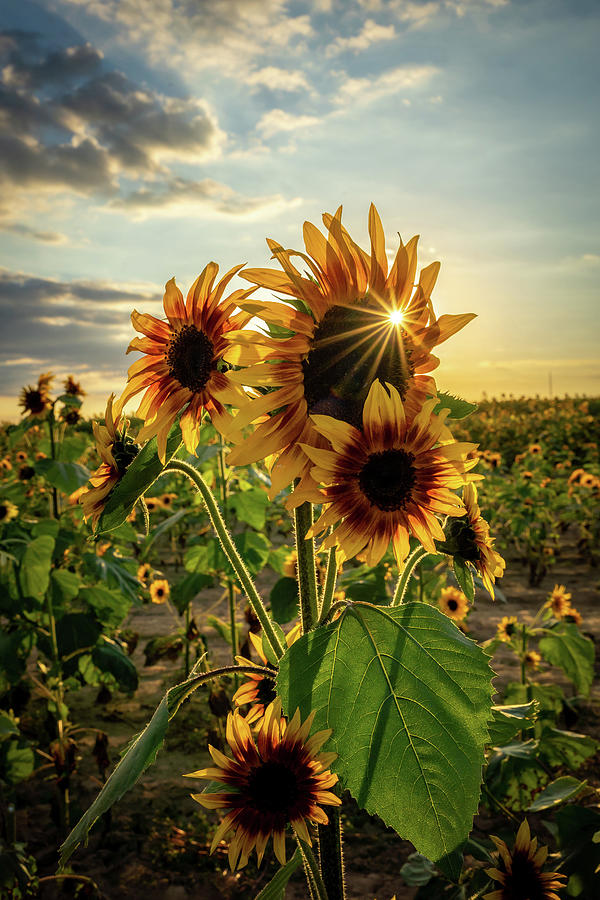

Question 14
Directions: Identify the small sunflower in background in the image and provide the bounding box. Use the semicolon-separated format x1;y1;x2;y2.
233;625;301;725
150;579;170;604
160;492;177;510
63;375;86;397
15;451;28;463
528;444;542;455
186;700;341;870
119;263;255;461
0;500;18;523
438;586;469;623
523;650;542;670
300;381;478;569
80;395;137;528
137;563;152;586
565;606;582;626
19;372;54;416
0;458;12;473
497;616;518;642
144;497;163;513
18;465;36;482
226;204;475;500
484;819;565;900
547;584;572;618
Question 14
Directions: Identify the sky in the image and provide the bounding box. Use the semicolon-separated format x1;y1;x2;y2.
0;0;598;420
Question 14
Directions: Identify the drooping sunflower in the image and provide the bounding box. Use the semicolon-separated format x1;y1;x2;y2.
298;381;479;569
80;395;138;528
547;584;572;618
442;482;505;598
497;616;518;642
137;563;152;586
119;264;256;460
233;624;301;725
186;699;340;870
19;372;54;416
63;375;85;397
565;606;582;625
438;586;469;622
484;818;566;900
150;579;170;604
226;204;475;501
0;500;18;523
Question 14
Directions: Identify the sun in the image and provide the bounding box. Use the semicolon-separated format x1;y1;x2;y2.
388;309;404;326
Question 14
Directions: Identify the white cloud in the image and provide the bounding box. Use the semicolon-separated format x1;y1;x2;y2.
327;19;396;56
255;108;321;138
334;64;439;105
245;66;311;93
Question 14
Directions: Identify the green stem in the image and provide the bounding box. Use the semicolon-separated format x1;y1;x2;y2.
295;833;329;900
318;807;346;900
47;408;59;518
46;589;69;833
294;501;319;633
218;445;238;665
391;547;430;606
318;545;338;624
185;601;191;675
164;459;285;660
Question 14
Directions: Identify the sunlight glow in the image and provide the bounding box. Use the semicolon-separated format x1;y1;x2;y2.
389;309;404;326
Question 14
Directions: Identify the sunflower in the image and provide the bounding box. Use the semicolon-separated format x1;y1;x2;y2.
63;375;85;397
298;381;479;569
226;204;475;501
438;586;469;622
564;606;582;626
150;579;170;604
0;458;12;472
484;818;566;900
548;584;572;618
15;451;27;463
0;500;18;522
19;372;53;416
497;616;518;642
119;264;256;461
144;497;163;513
186;699;341;870
18;465;35;481
233;624;301;725
522;470;534;480
160;492;177;509
61;408;81;426
443;482;505;598
524;650;542;670
80;395;137;528
137;563;152;585
528;444;542;455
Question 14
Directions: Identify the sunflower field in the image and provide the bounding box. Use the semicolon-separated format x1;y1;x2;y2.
1;206;599;900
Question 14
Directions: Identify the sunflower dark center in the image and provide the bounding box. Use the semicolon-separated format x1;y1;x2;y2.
256;677;277;707
503;851;547;899
0;505;8;521
247;761;298;814
447;598;458;611
302;303;415;428
445;520;481;561
18;466;35;481
25;390;46;414
359;449;416;511
166;324;214;393
112;438;138;477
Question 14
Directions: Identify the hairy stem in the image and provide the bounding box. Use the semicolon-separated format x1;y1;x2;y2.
218;445;238;666
391;547;430;606
295;833;329;900
164;459;285;660
294;501;319;633
318;545;338;624
318;808;346;900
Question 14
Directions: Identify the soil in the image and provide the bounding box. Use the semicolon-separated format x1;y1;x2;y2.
13;532;600;900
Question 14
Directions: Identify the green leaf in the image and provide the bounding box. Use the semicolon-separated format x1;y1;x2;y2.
228;531;271;577
538;727;597;770
269;577;299;624
171;572;213;615
80;585;131;629
255;848;302;899
184;537;223;575
0;710;20;740
56;613;101;661
51;569;80;605
487;702;538;747
60;662;229;866
96;423;182;534
227;487;268;530
19;535;55;600
277;601;494;878
92;640;138;692
83;551;139;602
432;392;477;420
0;740;34;784
528;776;586;812
141;509;186;559
7;417;41;448
452;557;474;602
58;435;88;461
538;624;594;695
34;459;90;493
401;852;437;887
206;615;232;646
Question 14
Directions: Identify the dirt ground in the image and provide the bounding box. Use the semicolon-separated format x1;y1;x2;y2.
14;532;600;899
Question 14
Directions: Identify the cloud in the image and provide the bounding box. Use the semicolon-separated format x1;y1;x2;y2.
327;19;396;56
2;41;103;88
245;66;311;93
334;64;439;105
111;176;300;218
0;221;68;244
255;108;321;138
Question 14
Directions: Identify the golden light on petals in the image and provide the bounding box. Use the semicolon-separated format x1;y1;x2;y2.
296;380;480;570
119;263;256;461
484;819;566;900
185;700;340;871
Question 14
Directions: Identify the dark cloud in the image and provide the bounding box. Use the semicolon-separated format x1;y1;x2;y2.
0;221;67;243
112;175;287;215
2;41;102;88
0;134;116;193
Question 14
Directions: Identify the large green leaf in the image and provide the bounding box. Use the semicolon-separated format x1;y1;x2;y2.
96;423;182;534
269;577;299;624
528;776;586;812
34;459;90;493
538;624;594;695
277;601;494;878
92;640;138;692
487;702;538;747
432;393;477;420
227;487;268;530
19;535;55;600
